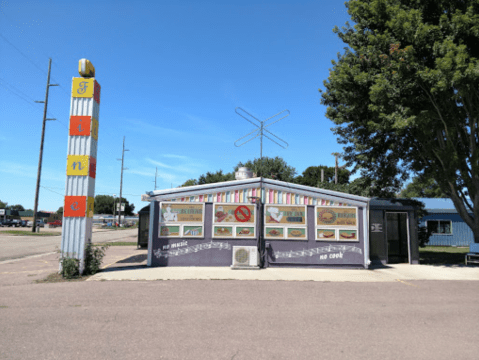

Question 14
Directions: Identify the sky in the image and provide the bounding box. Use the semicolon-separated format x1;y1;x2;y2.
1;0;354;213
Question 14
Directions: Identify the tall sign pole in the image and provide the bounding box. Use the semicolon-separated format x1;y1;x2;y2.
60;59;101;274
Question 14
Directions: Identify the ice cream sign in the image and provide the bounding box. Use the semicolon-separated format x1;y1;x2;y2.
265;205;306;225
160;203;204;223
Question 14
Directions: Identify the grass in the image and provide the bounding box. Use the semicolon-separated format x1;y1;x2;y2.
34;272;89;283
419;246;469;265
93;241;137;246
0;230;60;236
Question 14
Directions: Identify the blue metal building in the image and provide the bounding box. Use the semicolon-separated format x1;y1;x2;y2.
417;198;474;247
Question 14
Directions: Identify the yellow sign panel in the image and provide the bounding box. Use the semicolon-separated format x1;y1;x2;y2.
214;204;255;224
86;197;94;218
91;118;99;140
67;155;90;176
72;78;95;98
160;203;204;223
265;205;306;225
316;207;357;227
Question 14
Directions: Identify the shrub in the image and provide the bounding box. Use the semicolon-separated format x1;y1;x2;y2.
61;257;80;279
84;243;109;275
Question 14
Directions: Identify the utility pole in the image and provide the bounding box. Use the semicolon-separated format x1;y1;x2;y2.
153;167;158;190
32;58;58;233
117;137;129;226
332;152;340;184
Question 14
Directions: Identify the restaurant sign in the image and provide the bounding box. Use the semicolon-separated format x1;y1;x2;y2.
316;207;357;227
214;204;255;224
265;205;306;225
160;203;204;223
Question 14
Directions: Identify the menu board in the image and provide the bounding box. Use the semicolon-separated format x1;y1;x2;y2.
214;204;255;224
265;205;306;225
316;207;357;227
160;203;204;223
339;229;358;241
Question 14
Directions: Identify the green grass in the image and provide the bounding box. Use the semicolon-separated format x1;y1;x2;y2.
419;246;469;265
0;230;60;236
93;241;137;246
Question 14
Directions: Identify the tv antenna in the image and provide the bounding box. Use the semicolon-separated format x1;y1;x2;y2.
234;107;290;176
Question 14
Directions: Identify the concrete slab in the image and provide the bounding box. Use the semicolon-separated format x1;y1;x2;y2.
89;262;479;282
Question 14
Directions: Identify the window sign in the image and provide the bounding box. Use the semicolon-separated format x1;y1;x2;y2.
264;205;307;240
316;207;357;227
316;206;358;241
265;205;306;225
159;202;205;238
213;203;257;238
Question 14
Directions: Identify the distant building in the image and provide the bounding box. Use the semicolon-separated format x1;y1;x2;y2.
417;198;474;247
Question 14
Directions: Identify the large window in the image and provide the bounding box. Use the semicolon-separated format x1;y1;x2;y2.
427;220;452;235
315;206;358;242
213;203;256;238
159;202;205;238
264;205;307;240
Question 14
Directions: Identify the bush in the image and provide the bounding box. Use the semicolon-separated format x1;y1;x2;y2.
61;257;80;279
418;226;432;248
60;243;109;278
84;243;109;275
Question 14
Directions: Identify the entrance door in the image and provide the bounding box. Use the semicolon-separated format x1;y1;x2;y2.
386;212;409;263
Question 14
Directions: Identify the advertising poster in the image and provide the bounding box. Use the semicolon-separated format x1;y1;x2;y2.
265;227;284;239
160;225;180;237
183;226;203;237
160;203;204;223
339;230;358;241
287;227;307;239
214;226;234;237
265;205;306;225
214;204;255;224
316;229;337;240
236;226;255;237
316;207;357;226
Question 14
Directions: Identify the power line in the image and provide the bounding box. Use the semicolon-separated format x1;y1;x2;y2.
0;33;48;76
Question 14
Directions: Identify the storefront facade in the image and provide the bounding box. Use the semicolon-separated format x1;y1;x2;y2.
145;177;370;269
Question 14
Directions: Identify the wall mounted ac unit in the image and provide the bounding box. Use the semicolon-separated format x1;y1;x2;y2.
231;246;260;269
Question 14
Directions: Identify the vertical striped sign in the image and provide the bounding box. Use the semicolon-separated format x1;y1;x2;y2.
60;59;100;274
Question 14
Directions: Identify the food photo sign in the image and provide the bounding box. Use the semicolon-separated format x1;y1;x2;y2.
315;206;358;241
264;205;307;240
213;204;256;238
159;202;205;238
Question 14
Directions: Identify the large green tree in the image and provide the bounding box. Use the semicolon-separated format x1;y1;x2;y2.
94;195;135;216
236;156;296;182
400;175;447;198
295;165;350;186
321;0;479;242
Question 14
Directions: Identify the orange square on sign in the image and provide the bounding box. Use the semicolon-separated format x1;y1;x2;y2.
70;116;91;136
89;157;96;179
64;196;86;217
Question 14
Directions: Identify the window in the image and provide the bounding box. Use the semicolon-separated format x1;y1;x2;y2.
427;220;452;235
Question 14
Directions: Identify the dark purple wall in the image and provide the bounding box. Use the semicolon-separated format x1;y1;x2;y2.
265;206;365;268
150;203;366;268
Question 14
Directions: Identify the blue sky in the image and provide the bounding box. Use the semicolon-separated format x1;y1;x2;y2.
1;0;353;213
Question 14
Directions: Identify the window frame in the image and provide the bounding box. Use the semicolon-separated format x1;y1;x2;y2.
426;219;453;235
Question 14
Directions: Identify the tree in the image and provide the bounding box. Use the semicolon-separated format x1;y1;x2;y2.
94;195;135;216
198;170;235;184
0;200;7;209
56;207;64;215
295;165;350;187
181;179;198;187
7;204;24;211
236;156;296;182
400;175;447;198
321;0;479;242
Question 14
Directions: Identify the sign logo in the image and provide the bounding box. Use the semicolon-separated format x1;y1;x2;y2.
234;205;251;222
77;81;88;94
71;162;83;171
70;202;80;211
317;209;337;224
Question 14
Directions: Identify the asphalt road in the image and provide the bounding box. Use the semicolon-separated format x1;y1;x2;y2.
0;228;138;262
0;280;478;360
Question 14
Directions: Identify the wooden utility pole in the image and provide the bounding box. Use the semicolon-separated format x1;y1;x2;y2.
117;137;129;226
332;153;340;184
32;58;58;232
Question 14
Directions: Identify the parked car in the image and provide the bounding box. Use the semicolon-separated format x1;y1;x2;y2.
36;220;45;228
47;220;62;228
26;220;33;227
11;219;21;227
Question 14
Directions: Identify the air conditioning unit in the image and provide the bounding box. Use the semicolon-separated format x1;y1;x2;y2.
231;246;260;269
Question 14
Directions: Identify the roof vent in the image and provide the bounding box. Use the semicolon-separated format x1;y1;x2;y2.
235;167;254;180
